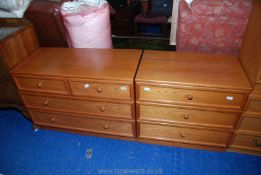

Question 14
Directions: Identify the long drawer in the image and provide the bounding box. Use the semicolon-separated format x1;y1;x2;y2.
14;76;69;95
31;110;135;137
231;134;261;152
138;122;231;147
137;103;240;129
137;85;248;110
69;79;132;100
22;94;133;119
237;116;261;135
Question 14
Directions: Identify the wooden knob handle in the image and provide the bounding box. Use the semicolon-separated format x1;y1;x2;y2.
100;106;105;112
187;95;193;100
180;133;186;138
104;122;109;129
184;113;190;120
97;87;102;93
253;138;261;146
51;117;56;123
37;82;43;88
43;100;49;106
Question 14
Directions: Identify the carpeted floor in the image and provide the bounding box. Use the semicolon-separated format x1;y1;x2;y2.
0;109;260;175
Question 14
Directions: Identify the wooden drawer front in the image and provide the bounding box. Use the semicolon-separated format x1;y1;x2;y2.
70;80;131;100
253;84;261;94
238;117;261;135
138;85;247;110
22;95;132;119
138;104;239;129
231;134;261;152
15;76;69;95
246;99;261;115
138;123;230;147
31;111;134;137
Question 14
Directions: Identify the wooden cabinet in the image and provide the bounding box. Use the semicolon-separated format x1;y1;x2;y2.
110;0;141;36
229;0;261;156
6;35;257;152
135;50;251;150
24;0;68;47
11;48;142;138
0;19;39;114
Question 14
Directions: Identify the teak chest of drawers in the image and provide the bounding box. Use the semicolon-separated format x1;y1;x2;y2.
135;51;252;150
10;48;253;151
228;0;261;156
11;48;142;139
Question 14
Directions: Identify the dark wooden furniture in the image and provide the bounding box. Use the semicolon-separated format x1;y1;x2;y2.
24;0;68;47
0;18;39;115
11;48;142;138
229;0;261;156
134;0;168;37
135;51;251;150
110;0;141;36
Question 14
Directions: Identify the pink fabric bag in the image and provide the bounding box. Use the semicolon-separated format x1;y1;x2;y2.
61;3;112;48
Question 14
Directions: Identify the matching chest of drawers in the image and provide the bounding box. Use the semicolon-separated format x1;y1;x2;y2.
11;48;142;138
135;51;252;149
230;84;261;155
11;48;254;152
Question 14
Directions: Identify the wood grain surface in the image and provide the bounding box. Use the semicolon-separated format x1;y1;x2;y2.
11;48;142;81
136;51;251;91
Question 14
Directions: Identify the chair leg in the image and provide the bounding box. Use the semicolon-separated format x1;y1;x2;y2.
134;22;138;36
163;23;168;37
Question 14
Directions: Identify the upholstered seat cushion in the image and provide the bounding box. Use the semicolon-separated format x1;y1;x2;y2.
134;14;167;24
176;0;253;56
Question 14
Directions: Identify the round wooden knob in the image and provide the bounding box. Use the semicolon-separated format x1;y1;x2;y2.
180;133;186;138
100;106;105;112
253;138;261;146
184;113;190;120
51;117;56;123
43;100;49;106
187;95;193;100
37;82;43;88
97;88;102;93
104;122;109;129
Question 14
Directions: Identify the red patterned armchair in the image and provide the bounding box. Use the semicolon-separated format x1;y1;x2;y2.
176;0;253;56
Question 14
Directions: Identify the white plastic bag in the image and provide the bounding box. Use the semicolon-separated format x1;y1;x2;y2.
0;0;24;11
0;0;32;18
0;9;17;18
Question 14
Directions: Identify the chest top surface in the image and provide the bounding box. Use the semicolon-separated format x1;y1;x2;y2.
11;48;142;81
136;50;252;91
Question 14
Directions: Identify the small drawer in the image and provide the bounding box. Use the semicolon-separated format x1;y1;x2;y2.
22;94;133;119
138;122;231;147
70;80;132;100
15;76;69;95
238;117;261;135
138;85;248;110
245;99;261;115
31;110;134;137
138;104;239;129
231;134;261;152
